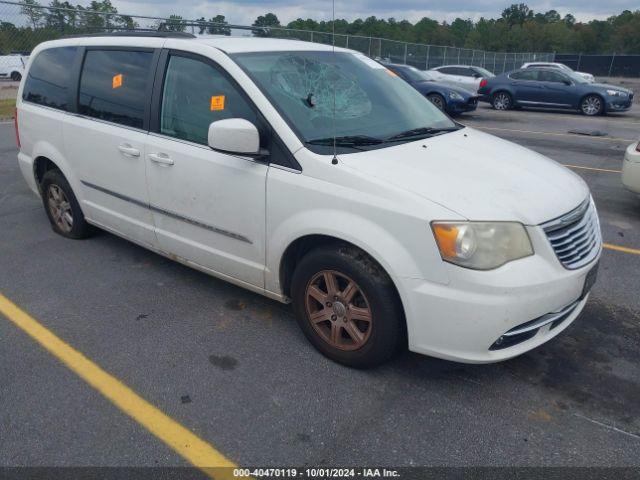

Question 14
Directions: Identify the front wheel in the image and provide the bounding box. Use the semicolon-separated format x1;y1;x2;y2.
427;93;445;111
492;91;513;110
581;95;604;116
10;71;22;82
290;244;404;368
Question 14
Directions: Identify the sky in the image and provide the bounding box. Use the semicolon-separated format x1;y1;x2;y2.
111;0;639;25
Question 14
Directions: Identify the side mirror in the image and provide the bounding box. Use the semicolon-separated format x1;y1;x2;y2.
562;79;572;86
208;118;262;156
472;73;481;78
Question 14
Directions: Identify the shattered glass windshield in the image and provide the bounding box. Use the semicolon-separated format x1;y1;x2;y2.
233;50;456;153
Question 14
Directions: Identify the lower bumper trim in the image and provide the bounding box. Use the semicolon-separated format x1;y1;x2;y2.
489;299;580;350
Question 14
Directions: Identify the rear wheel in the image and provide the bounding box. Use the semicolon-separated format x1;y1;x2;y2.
291;244;404;368
40;169;92;239
492;91;513;110
427;93;445;111
580;95;603;116
10;71;21;82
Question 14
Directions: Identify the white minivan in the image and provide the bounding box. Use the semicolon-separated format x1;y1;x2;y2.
16;33;602;367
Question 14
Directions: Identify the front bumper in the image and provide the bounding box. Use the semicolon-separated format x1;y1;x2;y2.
399;223;601;363
605;94;633;112
622;142;640;194
447;96;478;113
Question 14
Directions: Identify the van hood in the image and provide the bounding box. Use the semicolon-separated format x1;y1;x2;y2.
341;127;589;225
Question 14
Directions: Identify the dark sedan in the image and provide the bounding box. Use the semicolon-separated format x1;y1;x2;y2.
478;67;634;116
383;63;478;115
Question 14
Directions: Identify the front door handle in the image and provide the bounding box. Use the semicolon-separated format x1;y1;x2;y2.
118;143;140;157
148;152;174;166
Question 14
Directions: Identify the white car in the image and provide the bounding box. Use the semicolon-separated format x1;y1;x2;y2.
16;34;601;367
428;65;495;92
0;54;28;81
522;62;595;83
622;139;640;194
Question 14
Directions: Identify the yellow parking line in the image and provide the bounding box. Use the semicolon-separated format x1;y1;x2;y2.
563;164;622;173
0;293;237;479
603;243;640;255
472;126;635;143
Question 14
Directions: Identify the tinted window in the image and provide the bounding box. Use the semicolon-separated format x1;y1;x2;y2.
473;67;494;78
79;49;153;129
437;67;456;75
22;47;77;110
161;55;257;145
538;70;567;83
391;65;424;83
510;70;538;81
453;67;473;76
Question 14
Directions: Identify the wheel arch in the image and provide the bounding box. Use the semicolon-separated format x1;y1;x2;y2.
492;89;514;101
278;233;407;335
33;156;61;191
277;232;408;302
579;92;605;113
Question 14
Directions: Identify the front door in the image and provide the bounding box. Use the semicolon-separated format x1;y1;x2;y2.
537;70;575;108
145;51;268;288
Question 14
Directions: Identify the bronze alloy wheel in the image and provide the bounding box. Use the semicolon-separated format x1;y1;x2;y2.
305;270;373;351
47;184;73;233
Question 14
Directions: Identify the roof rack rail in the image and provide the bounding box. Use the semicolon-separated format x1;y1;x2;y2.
156;21;268;36
63;30;196;39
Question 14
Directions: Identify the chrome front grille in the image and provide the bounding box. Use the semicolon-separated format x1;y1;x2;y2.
542;198;601;269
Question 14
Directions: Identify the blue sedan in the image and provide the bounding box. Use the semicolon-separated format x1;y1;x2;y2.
478;67;634;116
383;63;478;115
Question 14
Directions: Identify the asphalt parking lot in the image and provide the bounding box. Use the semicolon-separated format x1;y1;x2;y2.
1;103;639;471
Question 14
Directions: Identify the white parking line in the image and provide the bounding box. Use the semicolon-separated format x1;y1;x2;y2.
475;107;640;126
470;126;635;143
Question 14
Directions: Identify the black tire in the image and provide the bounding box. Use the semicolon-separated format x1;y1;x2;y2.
492;91;513;110
580;94;604;116
10;71;22;82
427;93;445;111
291;244;405;368
40;169;92;239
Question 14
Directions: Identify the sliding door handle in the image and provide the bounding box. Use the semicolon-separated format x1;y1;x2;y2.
148;152;174;166
118;144;140;158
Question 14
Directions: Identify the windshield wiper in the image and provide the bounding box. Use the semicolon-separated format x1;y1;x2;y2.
384;126;461;142
306;135;384;148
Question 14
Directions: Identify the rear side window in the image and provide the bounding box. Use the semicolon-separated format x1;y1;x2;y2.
22;47;77;111
160;54;257;145
510;70;538;81
453;67;473;76
79;49;153;129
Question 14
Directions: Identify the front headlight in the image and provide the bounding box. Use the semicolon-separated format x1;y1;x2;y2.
448;91;464;100
606;89;627;97
431;222;533;270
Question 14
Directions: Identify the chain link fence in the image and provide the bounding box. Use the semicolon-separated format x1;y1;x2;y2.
0;0;555;77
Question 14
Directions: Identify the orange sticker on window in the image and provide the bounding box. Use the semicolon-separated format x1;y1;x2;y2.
385;69;398;77
210;95;225;111
112;74;123;89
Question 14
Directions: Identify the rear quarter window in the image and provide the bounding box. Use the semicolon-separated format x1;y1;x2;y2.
22;47;77;111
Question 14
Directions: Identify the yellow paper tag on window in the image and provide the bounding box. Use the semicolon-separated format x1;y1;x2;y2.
112;74;123;89
385;69;398;77
210;95;225;111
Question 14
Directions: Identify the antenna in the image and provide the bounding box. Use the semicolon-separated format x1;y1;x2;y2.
331;0;338;165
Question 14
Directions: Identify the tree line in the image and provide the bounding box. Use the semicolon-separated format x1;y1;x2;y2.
1;1;639;55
